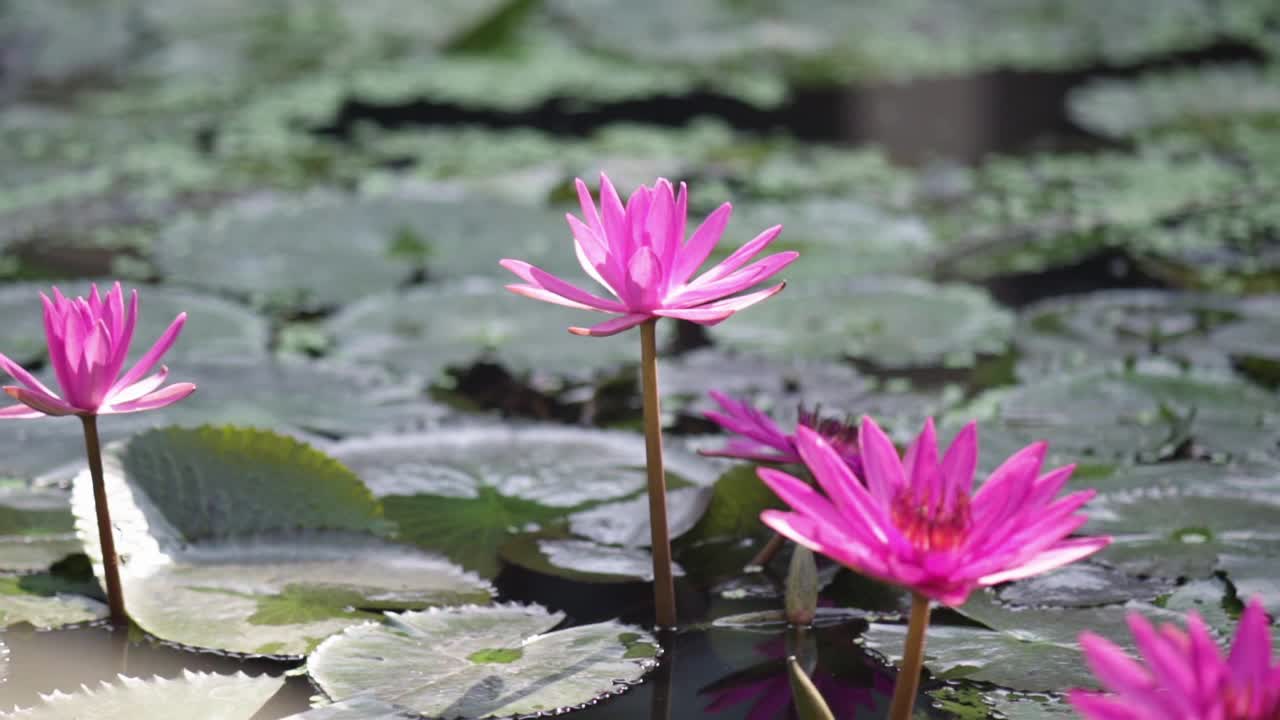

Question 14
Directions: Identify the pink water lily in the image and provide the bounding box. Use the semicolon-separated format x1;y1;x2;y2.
499;173;798;337
702;390;861;474
759;416;1110;606
1070;597;1280;720
0;282;196;417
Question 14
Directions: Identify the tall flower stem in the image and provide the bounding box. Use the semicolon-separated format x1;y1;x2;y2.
746;533;787;570
80;415;126;626
888;592;931;720
640;319;677;629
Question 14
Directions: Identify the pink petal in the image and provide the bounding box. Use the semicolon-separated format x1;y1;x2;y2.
793;425;895;546
1228;597;1273;685
646;179;676;274
977;536;1110;585
858;416;905;502
1068;690;1143;720
669;251;798;307
687;224;783;288
0;351;58;397
104;289;139;385
111;312;186;394
568;313;650;337
0;404;45;419
670;203;732;287
623;247;662;309
940;421;978;504
107;366;170;405
500;260;626;312
1076;631;1154;696
653;283;787;325
598;173;629;256
505;284;600;311
3;387;79;416
567;214;619;294
103;382;196;414
575;177;604;237
759;509;889;580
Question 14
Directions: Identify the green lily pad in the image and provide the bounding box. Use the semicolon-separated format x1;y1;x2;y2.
287;697;419;719
706;276;1013;370
307;604;657;718
0;573;107;629
70;426;492;657
729;199;938;282
1068;62;1280;139
0;479;79;572
1086;483;1280;579
863;591;1192;692
997;563;1170;608
1131;195;1280;295
950;361;1280;469
1209;296;1280;388
500;535;685;584
0;282;268;367
1014;289;1247;380
0;0;139;97
0;670;284;720
331;427;722;578
324;278;641;386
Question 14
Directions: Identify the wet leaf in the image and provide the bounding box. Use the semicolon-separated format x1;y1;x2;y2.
0;670;283;720
307;604;657;718
0;573;107;629
707;276;1013;370
71;426;492;657
0;479;79;572
500;535;683;584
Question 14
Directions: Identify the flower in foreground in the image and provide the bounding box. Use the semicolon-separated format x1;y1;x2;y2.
0;282;195;417
758;416;1110;606
702;390;861;474
0;281;195;627
1070;597;1279;720
499;173;797;336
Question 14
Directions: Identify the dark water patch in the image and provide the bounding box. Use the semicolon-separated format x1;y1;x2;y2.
979;249;1170;309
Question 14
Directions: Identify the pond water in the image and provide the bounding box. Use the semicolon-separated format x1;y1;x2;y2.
0;1;1278;718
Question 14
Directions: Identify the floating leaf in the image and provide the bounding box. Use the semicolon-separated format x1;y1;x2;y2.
71;426;492;656
1013;289;1247;380
307;604;657;718
286;697;419;719
0;573;107;629
324;278;642;385
499;535;683;584
0;670;284;720
332;427;721;578
997;563;1170;608
1068;62;1280;139
950;361;1280;469
707;277;1013;370
0;479;79;572
863;591;1192;691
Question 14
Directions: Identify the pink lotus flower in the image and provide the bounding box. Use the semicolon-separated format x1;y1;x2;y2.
0;282;196;417
1070;597;1280;720
702;391;862;475
758;417;1110;606
499;173;798;337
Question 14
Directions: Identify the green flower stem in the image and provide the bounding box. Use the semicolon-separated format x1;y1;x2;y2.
888;592;931;720
81;415;127;626
640;319;677;629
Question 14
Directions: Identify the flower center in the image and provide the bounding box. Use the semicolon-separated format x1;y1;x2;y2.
1225;683;1280;720
890;489;971;552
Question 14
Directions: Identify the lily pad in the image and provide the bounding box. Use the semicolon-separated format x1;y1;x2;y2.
0;573;108;629
1014;289;1247;380
331;427;722;578
996;563;1170;608
950;360;1280;469
324;278;640;386
706;276;1013;370
0;282;268;367
1068;62;1280;139
287;697;420;720
863;591;1192;691
500;535;685;584
307;604;657;718
0;670;284;720
152;191;427;312
70;426;492;656
0;479;79;572
1086;483;1280;579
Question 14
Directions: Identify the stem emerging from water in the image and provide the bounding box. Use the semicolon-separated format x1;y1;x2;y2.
640;319;677;629
747;532;787;570
888;592;931;720
81;415;126;626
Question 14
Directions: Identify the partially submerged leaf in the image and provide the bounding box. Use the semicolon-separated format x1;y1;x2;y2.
0;573;107;629
71;426;492;656
0;670;284;720
307;604;657;718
